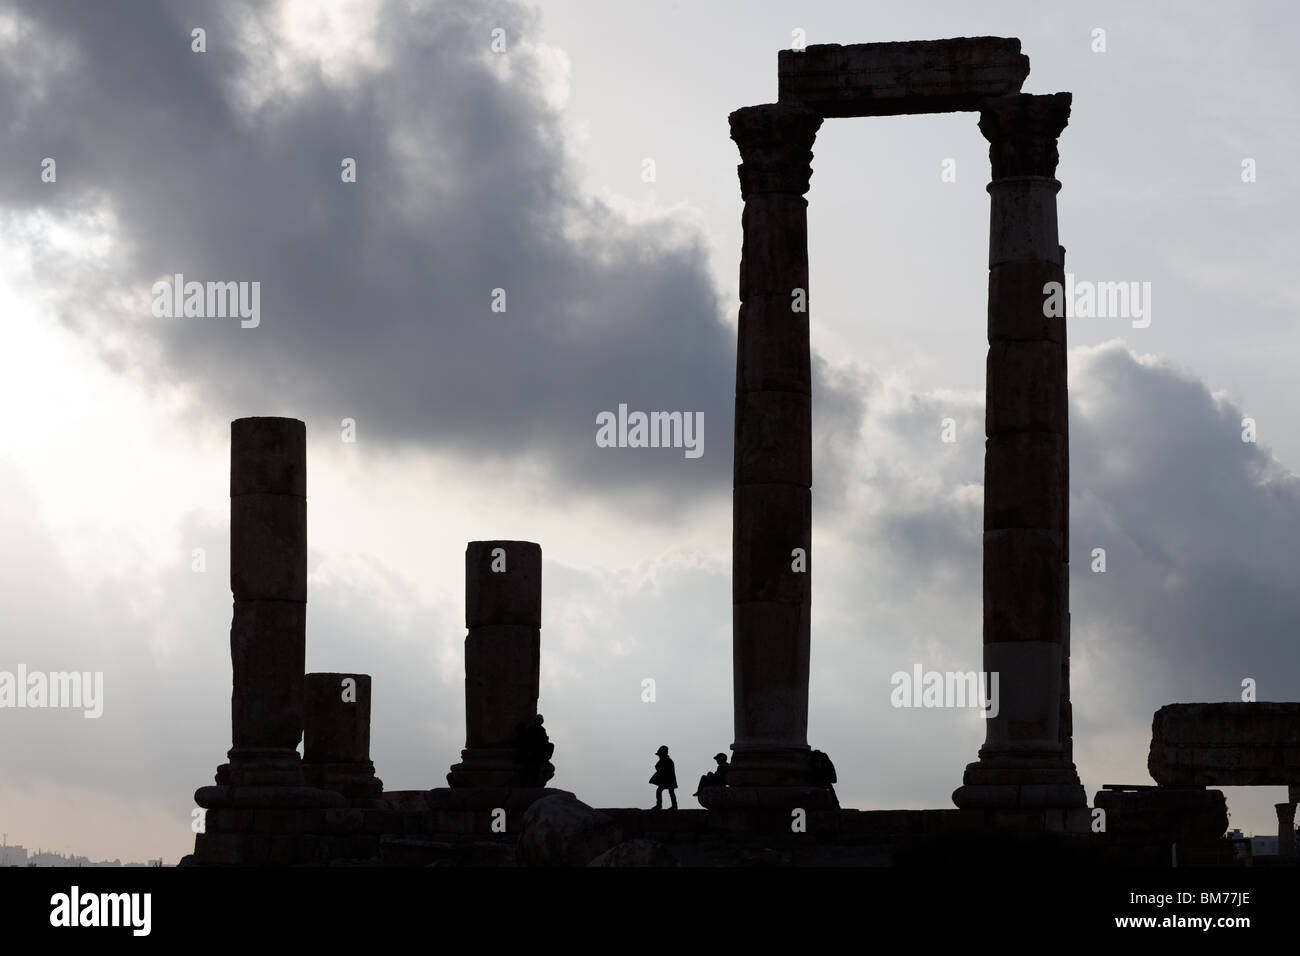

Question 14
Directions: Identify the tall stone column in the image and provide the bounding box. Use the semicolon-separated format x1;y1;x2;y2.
446;540;551;788
222;416;308;787
954;93;1086;810
303;672;383;803
722;104;829;803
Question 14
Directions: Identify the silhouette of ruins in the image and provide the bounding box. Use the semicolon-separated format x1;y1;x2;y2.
181;37;1299;867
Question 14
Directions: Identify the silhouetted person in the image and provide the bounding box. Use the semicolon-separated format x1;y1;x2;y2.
693;752;729;797
649;745;678;809
810;749;838;807
515;714;554;787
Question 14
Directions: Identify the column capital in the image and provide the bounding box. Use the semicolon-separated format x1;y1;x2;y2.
979;92;1072;179
729;104;823;197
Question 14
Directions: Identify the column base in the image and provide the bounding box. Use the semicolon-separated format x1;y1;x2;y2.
954;752;1086;809
447;747;555;788
303;760;384;802
726;746;815;788
218;747;304;787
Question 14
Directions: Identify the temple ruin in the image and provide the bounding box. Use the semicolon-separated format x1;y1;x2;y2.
181;37;1296;867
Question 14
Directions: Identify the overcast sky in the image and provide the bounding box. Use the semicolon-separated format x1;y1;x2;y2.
0;0;1297;862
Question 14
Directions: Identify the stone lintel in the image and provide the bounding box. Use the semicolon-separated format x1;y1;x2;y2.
778;37;1029;118
1148;702;1300;786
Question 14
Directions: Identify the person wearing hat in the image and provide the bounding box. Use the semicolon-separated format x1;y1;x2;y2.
649;745;678;810
693;752;729;798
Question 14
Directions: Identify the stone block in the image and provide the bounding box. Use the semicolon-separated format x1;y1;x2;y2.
229;494;307;602
987;259;1067;343
230;417;306;497
517;794;623;867
304;673;372;764
229;600;306;750
777;38;1030;117
732;604;811;746
983;431;1067;532
734;390;811;486
736;295;812;394
733;483;811;604
465;541;541;628
1148;702;1300;786
987;178;1062;267
982;529;1065;643
739;195;811;292
985;340;1067;435
463;626;541;747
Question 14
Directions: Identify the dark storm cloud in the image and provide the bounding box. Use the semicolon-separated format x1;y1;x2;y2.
0;0;754;508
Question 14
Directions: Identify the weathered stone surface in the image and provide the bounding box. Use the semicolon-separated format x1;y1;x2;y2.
230;600;306;750
1148;702;1300;786
732;604;811;747
979;92;1072;179
733;483;810;604
729;104;822;197
463;625;541;748
517;793;622;867
983;431;1067;532
979;641;1062;749
230;417;306;497
229;494;307;602
465;540;541;628
587;839;678;867
1092;788;1228;844
304;673;372;764
735;295;812;394
734;391;812;486
986;179;1063;267
738;196;811;294
777;38;1030;117
982;529;1065;643
985;340;1067;435
987;259;1067;343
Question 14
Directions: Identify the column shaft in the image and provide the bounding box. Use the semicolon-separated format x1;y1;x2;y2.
955;93;1085;810
447;540;550;788
727;104;822;790
225;416;307;786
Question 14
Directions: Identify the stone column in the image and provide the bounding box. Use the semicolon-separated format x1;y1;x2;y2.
722;104;828;802
222;416;308;787
446;541;550;788
954;93;1085;810
1277;802;1297;858
303;673;382;802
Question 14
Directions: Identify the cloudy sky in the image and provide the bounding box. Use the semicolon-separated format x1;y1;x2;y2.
0;0;1296;862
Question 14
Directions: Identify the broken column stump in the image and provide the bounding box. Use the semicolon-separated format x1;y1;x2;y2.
423;541;562;830
303;672;384;805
